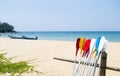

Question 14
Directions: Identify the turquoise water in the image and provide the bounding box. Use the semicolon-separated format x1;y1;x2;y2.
0;31;120;42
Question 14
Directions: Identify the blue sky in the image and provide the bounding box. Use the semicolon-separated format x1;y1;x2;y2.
0;0;120;31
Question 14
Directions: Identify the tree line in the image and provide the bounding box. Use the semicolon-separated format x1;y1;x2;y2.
0;22;15;33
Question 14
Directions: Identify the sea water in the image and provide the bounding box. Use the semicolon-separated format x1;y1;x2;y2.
0;31;120;42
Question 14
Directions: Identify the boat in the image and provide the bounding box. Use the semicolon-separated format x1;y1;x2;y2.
8;35;23;39
8;35;38;40
22;36;38;40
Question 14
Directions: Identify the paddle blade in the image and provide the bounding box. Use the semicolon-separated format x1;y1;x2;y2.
93;50;97;59
95;36;101;57
79;37;86;54
90;39;96;54
82;39;91;58
95;37;101;51
98;36;106;52
76;38;80;56
103;40;108;51
95;36;107;57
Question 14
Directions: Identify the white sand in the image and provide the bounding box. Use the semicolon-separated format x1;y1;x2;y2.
0;38;120;76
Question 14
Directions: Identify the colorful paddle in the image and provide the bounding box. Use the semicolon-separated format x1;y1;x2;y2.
92;36;107;76
79;38;86;54
73;38;80;76
98;36;106;52
93;36;101;58
76;38;80;56
77;39;91;76
82;39;96;76
74;38;86;76
82;39;91;58
86;37;102;76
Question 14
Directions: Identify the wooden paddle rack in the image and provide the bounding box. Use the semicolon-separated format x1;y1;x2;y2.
54;52;107;76
54;51;120;76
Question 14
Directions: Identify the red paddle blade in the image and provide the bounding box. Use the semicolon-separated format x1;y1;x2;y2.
82;39;91;58
76;38;80;56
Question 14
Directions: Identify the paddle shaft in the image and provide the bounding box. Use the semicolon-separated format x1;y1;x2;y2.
53;57;120;72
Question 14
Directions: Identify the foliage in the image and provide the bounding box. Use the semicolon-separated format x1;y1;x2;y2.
0;52;40;76
0;22;15;33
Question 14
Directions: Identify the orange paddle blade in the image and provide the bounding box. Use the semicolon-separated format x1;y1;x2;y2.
79;37;86;54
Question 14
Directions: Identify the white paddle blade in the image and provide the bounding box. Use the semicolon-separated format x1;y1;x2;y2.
102;40;108;52
90;39;96;53
98;36;106;53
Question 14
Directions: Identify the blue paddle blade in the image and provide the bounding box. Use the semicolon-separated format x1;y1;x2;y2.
95;36;101;56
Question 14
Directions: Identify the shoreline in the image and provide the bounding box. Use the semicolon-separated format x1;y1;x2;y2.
0;37;120;43
0;38;120;76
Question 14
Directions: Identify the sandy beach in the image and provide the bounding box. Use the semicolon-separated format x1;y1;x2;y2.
0;38;120;76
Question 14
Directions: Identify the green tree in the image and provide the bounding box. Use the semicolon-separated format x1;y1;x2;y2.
0;22;15;33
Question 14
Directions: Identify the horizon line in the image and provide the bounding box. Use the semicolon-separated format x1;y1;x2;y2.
15;31;120;32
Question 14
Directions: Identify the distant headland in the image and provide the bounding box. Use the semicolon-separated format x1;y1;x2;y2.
0;22;16;33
